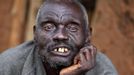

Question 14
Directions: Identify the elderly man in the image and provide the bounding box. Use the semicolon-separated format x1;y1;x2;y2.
0;0;118;75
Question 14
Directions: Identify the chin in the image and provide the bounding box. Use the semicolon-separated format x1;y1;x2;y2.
45;55;74;69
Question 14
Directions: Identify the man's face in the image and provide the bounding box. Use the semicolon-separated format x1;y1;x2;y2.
34;2;87;68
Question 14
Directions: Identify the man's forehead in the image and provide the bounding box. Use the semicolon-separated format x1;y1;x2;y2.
38;2;84;20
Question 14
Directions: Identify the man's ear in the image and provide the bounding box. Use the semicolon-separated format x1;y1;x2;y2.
33;25;37;42
89;27;92;36
33;25;36;34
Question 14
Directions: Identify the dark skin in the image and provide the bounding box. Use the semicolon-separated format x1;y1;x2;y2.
34;1;96;75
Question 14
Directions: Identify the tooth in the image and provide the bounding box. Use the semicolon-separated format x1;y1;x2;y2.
54;49;57;52
63;48;65;52
58;48;62;52
61;48;63;52
62;48;65;52
65;48;68;52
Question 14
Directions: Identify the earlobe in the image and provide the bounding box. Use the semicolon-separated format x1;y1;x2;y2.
33;25;36;34
88;27;92;39
33;25;36;42
89;27;92;35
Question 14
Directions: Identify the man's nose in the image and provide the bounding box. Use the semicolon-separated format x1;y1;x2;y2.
53;29;68;42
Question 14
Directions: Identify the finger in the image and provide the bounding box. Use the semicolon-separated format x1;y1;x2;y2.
91;45;97;58
74;58;78;64
90;45;97;66
68;63;81;70
80;53;86;64
91;45;97;57
85;48;91;61
87;45;96;59
60;63;81;74
74;55;80;64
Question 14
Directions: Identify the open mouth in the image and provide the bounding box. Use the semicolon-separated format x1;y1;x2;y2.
51;47;71;56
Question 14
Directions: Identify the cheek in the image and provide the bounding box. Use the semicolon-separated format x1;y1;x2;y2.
35;31;52;45
70;32;85;47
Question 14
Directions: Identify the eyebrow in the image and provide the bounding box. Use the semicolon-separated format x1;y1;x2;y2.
62;14;81;24
40;12;81;25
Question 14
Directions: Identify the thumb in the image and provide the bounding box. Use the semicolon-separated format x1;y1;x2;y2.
60;63;81;74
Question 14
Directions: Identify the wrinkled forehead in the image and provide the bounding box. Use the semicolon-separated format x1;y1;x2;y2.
37;1;85;22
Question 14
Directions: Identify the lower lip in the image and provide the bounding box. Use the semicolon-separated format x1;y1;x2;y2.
50;50;71;56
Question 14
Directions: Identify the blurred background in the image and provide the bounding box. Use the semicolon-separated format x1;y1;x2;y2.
0;0;134;75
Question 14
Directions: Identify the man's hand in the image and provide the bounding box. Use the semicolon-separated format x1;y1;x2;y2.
60;45;97;75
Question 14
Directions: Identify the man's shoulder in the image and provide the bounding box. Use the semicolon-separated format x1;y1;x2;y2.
0;41;35;75
86;51;118;75
96;52;118;72
0;41;35;65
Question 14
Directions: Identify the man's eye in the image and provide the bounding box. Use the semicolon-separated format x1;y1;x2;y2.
67;24;79;32
43;23;55;31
